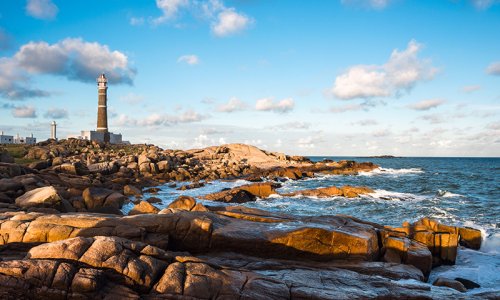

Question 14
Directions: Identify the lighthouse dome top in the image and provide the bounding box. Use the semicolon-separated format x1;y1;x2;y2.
97;73;107;84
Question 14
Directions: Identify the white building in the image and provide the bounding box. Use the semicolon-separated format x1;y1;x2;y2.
0;131;14;144
69;130;123;144
0;132;36;145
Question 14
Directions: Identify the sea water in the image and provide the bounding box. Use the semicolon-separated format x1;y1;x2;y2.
122;157;499;294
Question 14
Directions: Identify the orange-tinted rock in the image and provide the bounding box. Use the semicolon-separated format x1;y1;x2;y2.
202;182;280;203
284;185;374;198
129;201;160;215
168;196;196;211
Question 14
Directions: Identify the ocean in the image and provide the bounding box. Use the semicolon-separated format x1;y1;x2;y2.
122;157;500;295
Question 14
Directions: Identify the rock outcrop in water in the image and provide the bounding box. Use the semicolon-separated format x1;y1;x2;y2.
0;141;491;298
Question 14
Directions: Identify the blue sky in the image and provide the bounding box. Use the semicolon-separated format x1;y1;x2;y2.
0;0;499;156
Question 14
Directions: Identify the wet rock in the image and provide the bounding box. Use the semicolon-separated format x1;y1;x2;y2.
146;196;162;203
123;184;142;196
144;187;161;194
15;186;62;209
433;277;467;292
454;277;481;289
129;200;160;215
177;181;205;190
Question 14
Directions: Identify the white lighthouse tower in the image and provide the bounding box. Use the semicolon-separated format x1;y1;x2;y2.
51;121;57;140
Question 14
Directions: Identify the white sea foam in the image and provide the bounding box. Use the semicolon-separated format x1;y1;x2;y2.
359;167;424;176
367;189;426;201
436;189;463;198
481;232;500;254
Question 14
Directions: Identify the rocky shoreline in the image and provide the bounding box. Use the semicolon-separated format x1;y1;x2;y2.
0;140;493;299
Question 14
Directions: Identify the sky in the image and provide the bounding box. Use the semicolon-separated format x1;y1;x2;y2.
0;0;499;156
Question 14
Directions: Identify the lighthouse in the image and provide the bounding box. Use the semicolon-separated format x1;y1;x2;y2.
96;73;109;142
51;121;57;140
68;73;123;144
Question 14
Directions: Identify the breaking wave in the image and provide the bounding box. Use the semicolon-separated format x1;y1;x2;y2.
359;167;424;176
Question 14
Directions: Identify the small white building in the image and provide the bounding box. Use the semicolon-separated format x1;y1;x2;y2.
69;130;123;144
0;132;35;145
0;131;14;144
25;135;37;145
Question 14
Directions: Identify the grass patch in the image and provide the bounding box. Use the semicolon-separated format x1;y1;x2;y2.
2;144;28;159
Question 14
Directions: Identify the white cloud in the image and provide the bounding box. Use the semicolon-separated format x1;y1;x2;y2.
329;104;365;113
407;98;446;111
15;38;135;84
0;38;135;100
471;0;500;9
12;105;37;118
255;97;294;113
177;54;200;65
372;128;391;137
486;61;500;75
153;0;189;24
462;85;481;93
43;108;68;119
271;121;311;130
212;8;252;37
201;128;232;135
341;0;393;9
26;0;58;20
351;119;378;126
217;97;247;112
150;0;252;37
330;40;438;100
420;114;444;124
297;135;324;149
115;109;209;127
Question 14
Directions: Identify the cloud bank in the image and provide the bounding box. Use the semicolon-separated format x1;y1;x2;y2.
0;38;135;100
330;40;437;100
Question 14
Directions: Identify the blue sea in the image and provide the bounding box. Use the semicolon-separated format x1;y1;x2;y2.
123;157;500;294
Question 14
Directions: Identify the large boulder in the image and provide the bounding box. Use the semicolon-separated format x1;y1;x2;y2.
124;184;142;196
433;277;467;292
15;186;62;209
53;162;89;176
82;187;125;214
87;161;119;175
202;182;280;203
128;201;159;215
167;195;196;211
